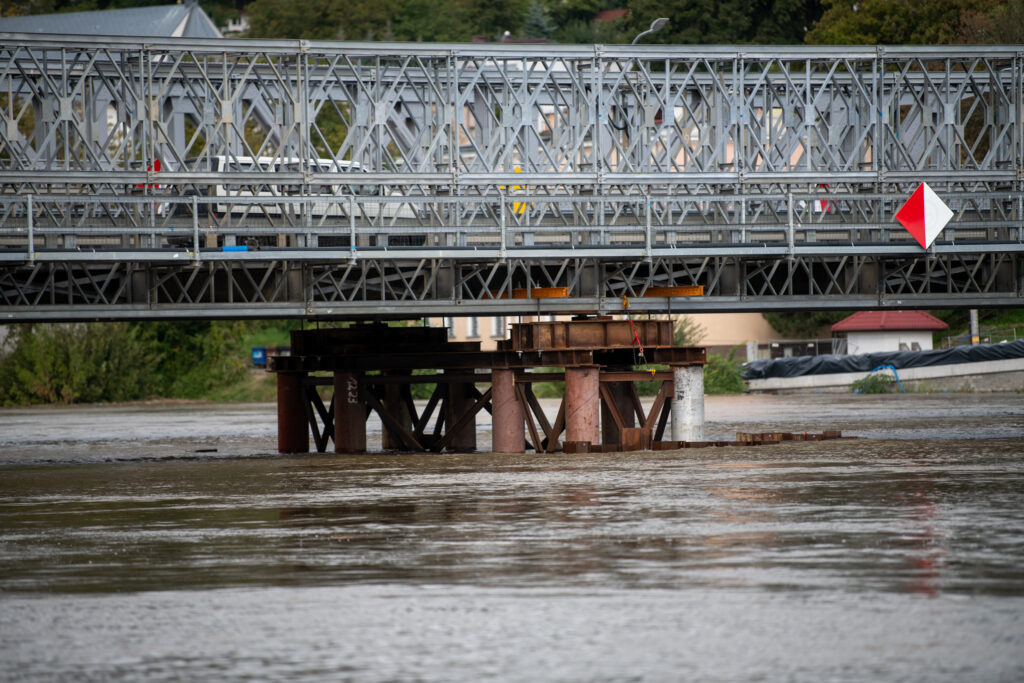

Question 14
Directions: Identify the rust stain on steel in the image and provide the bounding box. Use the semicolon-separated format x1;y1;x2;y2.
505;319;674;352
641;285;704;297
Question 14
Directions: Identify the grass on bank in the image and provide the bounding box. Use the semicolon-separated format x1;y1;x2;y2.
936;308;1024;347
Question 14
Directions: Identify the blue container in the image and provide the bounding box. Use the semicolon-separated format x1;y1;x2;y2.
251;347;267;366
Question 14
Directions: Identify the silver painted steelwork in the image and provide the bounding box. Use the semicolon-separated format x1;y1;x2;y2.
1;35;1022;320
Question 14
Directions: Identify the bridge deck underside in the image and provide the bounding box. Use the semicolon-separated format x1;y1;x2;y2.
1;252;1019;321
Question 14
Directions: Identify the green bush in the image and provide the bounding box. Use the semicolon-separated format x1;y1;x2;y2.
0;323;159;405
164;321;250;398
851;372;894;394
704;348;745;395
0;320;260;406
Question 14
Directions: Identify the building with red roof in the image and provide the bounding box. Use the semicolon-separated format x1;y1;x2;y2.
831;310;949;355
593;9;630;23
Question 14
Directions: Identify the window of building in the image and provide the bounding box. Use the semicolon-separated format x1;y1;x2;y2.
491;316;505;338
444;317;455;339
467;316;479;338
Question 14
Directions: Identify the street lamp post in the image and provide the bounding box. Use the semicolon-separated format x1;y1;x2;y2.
632;17;669;44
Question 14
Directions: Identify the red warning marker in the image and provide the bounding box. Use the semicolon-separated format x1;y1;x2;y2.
894;182;953;249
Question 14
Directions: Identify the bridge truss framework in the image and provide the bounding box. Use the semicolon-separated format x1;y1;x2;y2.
0;36;1022;320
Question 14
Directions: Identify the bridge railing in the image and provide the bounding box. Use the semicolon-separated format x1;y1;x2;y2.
2;190;1021;257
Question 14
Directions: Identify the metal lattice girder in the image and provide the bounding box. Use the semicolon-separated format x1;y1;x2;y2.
2;35;1024;321
1;251;1020;321
2;38;1021;187
0;261;134;307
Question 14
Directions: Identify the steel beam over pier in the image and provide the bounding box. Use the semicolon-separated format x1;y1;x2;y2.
1;36;1022;320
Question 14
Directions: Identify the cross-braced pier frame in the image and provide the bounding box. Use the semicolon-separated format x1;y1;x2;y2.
270;320;706;454
0;37;1022;318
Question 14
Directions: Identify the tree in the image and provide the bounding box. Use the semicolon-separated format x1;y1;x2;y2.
554;16;629;44
804;0;994;45
550;0;605;28
392;0;472;42
626;0;822;45
0;323;160;405
627;0;752;44
245;0;338;39
762;311;849;339
957;0;1024;43
673;315;705;346
464;0;529;40
244;0;531;42
750;0;822;44
523;0;556;39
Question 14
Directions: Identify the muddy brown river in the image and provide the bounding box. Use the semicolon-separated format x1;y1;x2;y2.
1;393;1022;681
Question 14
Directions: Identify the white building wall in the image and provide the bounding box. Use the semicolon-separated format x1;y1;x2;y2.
429;316;507;350
846;330;934;355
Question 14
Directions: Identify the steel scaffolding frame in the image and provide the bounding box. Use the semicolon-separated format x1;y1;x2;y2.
1;35;1022;319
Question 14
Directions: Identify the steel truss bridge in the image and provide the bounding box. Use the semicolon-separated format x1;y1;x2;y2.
0;35;1022;321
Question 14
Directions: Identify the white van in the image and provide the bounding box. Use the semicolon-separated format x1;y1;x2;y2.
183;155;418;220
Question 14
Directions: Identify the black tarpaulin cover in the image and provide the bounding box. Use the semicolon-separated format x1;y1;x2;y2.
742;339;1024;380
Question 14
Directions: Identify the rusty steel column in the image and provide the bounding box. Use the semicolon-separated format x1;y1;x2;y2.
445;370;477;452
491;367;524;453
277;371;309;454
671;364;705;442
381;373;413;450
565;365;601;447
333;371;366;453
601;379;635;446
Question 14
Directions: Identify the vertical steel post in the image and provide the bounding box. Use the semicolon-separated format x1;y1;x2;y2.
192;195;199;258
565;365;600;446
277;371;310;453
500;191;507;257
333;370;366;453
444;369;477;452
27;195;34;260
601;378;635;447
491;367;524;453
349;195;356;254
380;376;413;450
740;192;746;244
787;192;795;254
304;198;312;248
645;195;652;260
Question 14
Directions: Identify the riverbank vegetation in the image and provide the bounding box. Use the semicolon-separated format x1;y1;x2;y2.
0;317;747;406
0;321;295;406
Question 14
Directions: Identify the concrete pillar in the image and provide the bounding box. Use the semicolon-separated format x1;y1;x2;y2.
445;370;477;452
491;368;524;453
671;365;705;442
277;371;309;453
565;365;601;446
333;371;366;453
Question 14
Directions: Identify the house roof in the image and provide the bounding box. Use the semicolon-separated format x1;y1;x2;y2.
831;310;949;333
0;2;222;39
593;9;629;22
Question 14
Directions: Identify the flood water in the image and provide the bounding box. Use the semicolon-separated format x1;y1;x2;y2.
1;393;1022;681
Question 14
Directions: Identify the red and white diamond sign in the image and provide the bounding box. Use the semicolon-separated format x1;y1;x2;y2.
895;182;953;249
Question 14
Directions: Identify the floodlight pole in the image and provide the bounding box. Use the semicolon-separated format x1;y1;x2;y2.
632;18;669;44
